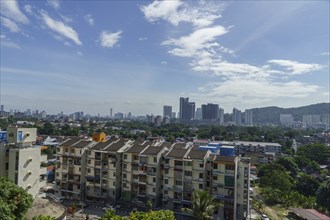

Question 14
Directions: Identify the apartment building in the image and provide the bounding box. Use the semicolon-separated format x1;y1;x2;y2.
162;143;212;214
55;139;96;200
212;155;251;220
0;127;47;197
234;141;282;154
85;138;133;204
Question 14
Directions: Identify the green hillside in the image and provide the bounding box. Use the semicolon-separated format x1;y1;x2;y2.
251;103;330;124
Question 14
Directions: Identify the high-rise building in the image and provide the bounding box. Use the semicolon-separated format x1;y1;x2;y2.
110;108;113;118
232;108;242;125
154;115;162;127
0;105;4;112
195;107;202;119
163;106;172;118
171;112;176;119
302;115;320;127
202;103;219;120
280;114;294;126
219;108;224;124
244;109;253;125
179;97;195;121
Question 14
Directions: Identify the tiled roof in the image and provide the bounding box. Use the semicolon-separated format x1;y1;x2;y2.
166;148;189;158
141;146;163;156
187;149;208;160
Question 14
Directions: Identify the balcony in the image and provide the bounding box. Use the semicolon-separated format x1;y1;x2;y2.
193;178;204;182
213;170;225;175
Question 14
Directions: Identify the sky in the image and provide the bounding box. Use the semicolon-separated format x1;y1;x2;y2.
0;0;329;116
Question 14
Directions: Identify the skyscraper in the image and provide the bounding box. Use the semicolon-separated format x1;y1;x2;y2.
195;107;202;119
244;109;253;125
163;105;172;118
179;97;195;121
202;103;219;119
219;108;224;124
232;108;242;125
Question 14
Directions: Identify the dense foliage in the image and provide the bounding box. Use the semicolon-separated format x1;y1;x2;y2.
181;190;218;220
297;144;330;164
316;179;330;212
102;209;176;220
0;177;33;220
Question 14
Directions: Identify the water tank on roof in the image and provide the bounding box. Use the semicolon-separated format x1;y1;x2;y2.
220;146;235;156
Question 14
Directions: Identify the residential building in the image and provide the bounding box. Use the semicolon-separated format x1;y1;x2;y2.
280;114;294;126
0;127;47;197
179;97;195;122
244;109;253;125
85;138;133;203
233;141;282;155
154;115;162;127
232;108;242;125
163;106;172;118
195;107;202;120
202;103;219;120
55;139;96;200
302;114;321;127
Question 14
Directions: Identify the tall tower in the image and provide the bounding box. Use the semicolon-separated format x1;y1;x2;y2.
110;108;113;118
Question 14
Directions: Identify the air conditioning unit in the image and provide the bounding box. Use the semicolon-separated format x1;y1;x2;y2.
28;158;32;162
28;171;32;175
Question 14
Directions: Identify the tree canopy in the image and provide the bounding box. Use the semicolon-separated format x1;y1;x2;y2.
0;177;33;220
102;209;176;220
297;144;330;164
316;179;330;211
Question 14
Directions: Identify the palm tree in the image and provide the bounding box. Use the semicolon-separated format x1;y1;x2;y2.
182;190;217;220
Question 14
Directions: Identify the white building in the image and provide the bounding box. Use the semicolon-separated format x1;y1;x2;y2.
244;109;253;126
303;115;321;127
0;127;47;197
280;114;294;126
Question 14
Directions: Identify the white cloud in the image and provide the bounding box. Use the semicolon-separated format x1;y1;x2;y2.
0;16;20;32
99;31;122;48
138;37;148;41
163;26;228;57
0;0;29;24
24;5;33;15
161;61;167;65
195;79;320;106
77;51;83;56
0;35;20;49
320;52;330;56
141;0;225;28
47;0;60;9
41;12;82;45
85;14;94;26
268;59;324;74
60;14;73;23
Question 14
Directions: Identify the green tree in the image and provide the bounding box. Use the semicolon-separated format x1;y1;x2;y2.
182;190;217;220
102;209;176;220
316;179;330;211
259;164;294;192
0;177;33;220
297;144;330;164
295;173;320;196
275;157;299;176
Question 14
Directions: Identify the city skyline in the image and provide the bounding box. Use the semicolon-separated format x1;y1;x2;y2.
1;0;329;115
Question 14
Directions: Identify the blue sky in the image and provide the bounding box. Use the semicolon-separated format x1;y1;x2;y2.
0;0;329;116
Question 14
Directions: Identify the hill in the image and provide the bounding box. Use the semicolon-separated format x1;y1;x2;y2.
251;103;330;124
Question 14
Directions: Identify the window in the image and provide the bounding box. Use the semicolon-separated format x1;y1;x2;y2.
199;173;203;179
199;184;203;189
226;164;235;170
213;164;218;169
56;172;59;177
87;168;91;173
184;161;192;166
164;190;168;195
153;157;157;163
213;176;217;181
5;163;8;170
164;179;168;184
184;171;192;176
124;154;127;159
153;177;156;183
88;160;91;164
113;181;115;186
71;149;74;153
79;167;81;172
113;172;116;177
88;151;91;155
175;180;182;186
133;155;139;160
165;169;169;174
123;164;127;169
199;163;204;168
123;173;127;179
152;188;156;192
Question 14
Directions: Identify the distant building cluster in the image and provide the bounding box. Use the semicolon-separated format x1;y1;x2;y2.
280;114;330;130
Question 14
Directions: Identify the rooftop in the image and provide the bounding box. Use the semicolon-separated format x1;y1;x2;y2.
141;146;164;156
72;140;92;148
234;141;281;147
166;147;189;158
126;144;148;154
187;149;208;160
214;155;235;163
59;139;82;147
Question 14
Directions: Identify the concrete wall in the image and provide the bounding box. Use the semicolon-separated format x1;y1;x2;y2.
7;127;37;144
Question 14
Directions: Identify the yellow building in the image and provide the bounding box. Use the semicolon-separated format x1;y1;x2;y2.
92;132;106;142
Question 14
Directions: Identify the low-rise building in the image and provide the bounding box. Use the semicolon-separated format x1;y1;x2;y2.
0;127;47;197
